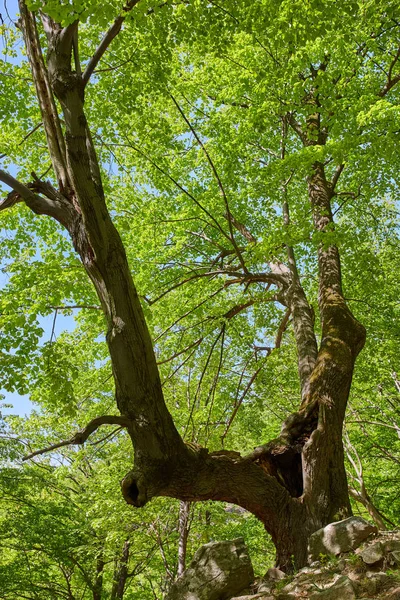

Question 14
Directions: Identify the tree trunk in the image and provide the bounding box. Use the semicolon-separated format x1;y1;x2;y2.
0;3;367;574
93;554;105;600
177;501;191;577
111;540;129;600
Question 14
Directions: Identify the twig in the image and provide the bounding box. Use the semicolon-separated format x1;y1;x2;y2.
221;360;268;442
169;93;249;274
23;415;130;461
379;45;400;96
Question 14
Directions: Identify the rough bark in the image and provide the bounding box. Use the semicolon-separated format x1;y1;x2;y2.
0;2;368;573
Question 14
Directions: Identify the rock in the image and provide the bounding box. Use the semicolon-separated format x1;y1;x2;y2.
389;550;400;565
257;582;273;593
385;587;400;600
308;575;356;600
360;542;384;565
230;596;273;600
166;538;254;600
384;539;400;553
308;517;377;561
265;567;286;581
362;571;391;596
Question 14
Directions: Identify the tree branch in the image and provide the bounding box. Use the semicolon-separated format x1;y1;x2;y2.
378;45;400;96
0;169;70;225
82;0;141;86
23;415;131;461
169;92;249;274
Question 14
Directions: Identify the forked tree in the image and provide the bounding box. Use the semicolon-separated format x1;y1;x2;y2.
0;0;398;570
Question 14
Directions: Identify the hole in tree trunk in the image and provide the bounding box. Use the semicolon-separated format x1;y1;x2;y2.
126;480;140;503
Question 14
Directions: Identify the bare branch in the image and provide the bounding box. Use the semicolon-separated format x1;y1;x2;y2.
378;45;400;96
222;360;268;443
23;415;131;461
331;163;344;191
19;3;71;193
126;137;230;240
169;93;249;274
275;308;290;348
157;338;203;365
82;0;141;86
223;212;256;243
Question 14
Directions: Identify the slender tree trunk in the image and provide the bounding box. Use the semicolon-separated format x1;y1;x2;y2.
177;501;190;577
111;540;130;600
93;554;105;600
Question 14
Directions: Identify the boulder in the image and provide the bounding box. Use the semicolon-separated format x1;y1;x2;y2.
360;542;384;565
264;567;286;581
166;538;254;600
308;517;377;561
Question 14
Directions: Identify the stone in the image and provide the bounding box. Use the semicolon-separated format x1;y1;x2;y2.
384;539;400;553
308;517;377;561
389;550;400;565
230;596;274;600
166;538;254;600
360;542;384;565
308;576;356;600
257;582;273;593
265;567;286;581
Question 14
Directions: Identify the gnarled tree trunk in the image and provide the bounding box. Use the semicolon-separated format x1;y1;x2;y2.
0;1;367;572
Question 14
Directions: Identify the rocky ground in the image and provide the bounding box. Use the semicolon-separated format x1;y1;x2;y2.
239;529;400;599
166;518;400;600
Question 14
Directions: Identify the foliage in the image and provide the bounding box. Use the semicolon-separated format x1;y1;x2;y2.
0;0;399;594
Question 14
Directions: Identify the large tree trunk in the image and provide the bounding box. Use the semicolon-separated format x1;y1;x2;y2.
0;2;366;573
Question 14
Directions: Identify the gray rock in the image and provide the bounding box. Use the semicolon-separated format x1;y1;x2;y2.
230;595;273;600
166;538;254;600
360;542;384;565
309;576;356;600
384;539;400;553
308;517;377;561
257;582;273;593
265;567;286;581
389;550;400;565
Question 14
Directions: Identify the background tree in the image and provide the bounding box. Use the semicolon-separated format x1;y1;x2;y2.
0;0;399;572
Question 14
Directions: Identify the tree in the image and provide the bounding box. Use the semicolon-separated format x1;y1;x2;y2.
0;0;399;571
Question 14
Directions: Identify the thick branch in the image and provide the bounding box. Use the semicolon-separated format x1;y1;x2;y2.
82;0;141;86
23;415;130;460
18;1;71;193
0;169;73;227
280;118;317;397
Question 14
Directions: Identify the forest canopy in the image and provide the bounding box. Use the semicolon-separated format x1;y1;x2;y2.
0;0;399;597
